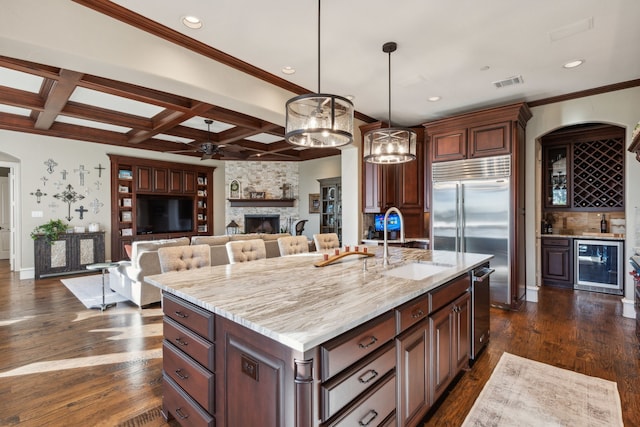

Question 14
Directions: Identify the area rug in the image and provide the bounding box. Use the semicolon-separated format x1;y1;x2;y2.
61;274;129;309
462;352;623;426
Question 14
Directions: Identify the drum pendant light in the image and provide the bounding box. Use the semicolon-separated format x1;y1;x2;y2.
285;0;354;148
363;42;417;164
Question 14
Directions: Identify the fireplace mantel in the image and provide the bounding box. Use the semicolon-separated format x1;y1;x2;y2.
228;198;296;208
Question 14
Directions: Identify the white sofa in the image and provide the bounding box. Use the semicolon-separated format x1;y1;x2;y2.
108;237;190;307
108;233;290;307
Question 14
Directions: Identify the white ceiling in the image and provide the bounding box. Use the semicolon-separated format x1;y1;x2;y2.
111;0;640;126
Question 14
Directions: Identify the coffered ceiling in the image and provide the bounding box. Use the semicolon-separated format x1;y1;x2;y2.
1;0;639;161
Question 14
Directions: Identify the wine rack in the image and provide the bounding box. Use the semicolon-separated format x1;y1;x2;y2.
572;137;624;209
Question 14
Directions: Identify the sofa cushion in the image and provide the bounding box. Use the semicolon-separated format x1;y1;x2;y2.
130;237;190;269
191;235;230;246
229;233;261;241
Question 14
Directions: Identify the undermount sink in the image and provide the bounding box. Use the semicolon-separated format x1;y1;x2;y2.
384;262;454;281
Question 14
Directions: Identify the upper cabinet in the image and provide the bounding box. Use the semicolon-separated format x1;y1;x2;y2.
542;124;625;211
360;123;426;236
425;104;530;163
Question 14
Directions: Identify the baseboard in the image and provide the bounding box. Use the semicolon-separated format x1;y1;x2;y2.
20;268;35;280
526;285;539;303
621;298;636;319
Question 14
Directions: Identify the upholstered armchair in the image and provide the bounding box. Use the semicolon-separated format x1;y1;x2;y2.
277;235;310;256
225;239;267;264
158;244;211;273
313;233;340;251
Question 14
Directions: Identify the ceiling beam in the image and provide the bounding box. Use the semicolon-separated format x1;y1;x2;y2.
34;70;83;130
127;102;212;143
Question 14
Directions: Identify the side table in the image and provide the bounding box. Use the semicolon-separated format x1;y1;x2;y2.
86;262;120;311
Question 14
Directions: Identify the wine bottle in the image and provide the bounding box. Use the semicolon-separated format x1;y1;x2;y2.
600;214;607;233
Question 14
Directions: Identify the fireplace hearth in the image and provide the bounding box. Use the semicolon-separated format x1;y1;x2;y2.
244;214;280;234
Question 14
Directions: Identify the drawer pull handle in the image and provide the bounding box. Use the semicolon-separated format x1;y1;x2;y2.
358;409;378;426
358;336;378;349
175;407;189;420
175;369;189;380
174;311;188;318
411;309;425;319
175;337;188;346
358;369;379;384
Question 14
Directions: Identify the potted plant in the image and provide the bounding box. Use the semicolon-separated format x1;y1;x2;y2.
30;219;69;244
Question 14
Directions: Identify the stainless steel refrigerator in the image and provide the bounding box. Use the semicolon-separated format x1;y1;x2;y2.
431;155;511;307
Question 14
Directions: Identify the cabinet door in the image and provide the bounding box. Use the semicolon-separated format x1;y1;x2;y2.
468;121;511;158
541;239;573;286
382;164;397;209
429;306;453;403
135;166;152;192
363;161;382;213
396;138;424;210
543;145;570;209
153;168;168;192
169;169;182;193
453;293;471;372
396;321;430;427
430;129;466;162
183;170;197;194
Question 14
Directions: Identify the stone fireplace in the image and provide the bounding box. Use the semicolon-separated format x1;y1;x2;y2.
244;214;280;234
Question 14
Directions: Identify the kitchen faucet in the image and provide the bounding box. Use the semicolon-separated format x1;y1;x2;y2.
383;207;405;267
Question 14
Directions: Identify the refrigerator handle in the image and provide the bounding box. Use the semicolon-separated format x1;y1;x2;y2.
460;183;466;252
455;184;460;252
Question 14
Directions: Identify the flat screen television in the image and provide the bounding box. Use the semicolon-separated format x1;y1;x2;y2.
374;213;401;232
136;195;194;234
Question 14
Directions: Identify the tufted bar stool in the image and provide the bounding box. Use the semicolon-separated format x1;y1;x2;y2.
277;235;310;256
313;233;340;251
225;239;267;264
157;244;211;273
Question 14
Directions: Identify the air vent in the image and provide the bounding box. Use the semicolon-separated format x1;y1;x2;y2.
492;75;524;88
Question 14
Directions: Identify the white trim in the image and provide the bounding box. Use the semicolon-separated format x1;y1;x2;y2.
526;285;539;303
621;298;635;319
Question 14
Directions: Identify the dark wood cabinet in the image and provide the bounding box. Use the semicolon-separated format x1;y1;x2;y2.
34;232;105;279
360;123;426;236
541;237;573;288
468;121;511;158
542;124;625;212
109;154;215;261
429;119;511;163
396;319;430;426
318;177;342;242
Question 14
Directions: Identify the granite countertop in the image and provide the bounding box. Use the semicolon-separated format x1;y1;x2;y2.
540;233;625;241
361;238;430;245
145;246;491;352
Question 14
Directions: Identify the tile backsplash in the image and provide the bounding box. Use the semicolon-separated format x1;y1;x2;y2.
542;211;625;235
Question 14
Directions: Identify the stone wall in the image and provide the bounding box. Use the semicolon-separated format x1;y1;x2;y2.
225;161;300;233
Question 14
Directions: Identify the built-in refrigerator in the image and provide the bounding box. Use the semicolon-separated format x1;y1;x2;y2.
431;155;512;307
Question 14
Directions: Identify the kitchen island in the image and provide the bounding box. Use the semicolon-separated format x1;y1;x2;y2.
146;246;492;427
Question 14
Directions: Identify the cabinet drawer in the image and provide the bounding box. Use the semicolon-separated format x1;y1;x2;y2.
163;374;214;427
163;292;215;341
321;312;395;381
164;317;214;370
323;372;395;427
542;238;571;247
163;342;214;413
396;293;429;334
321;341;395;421
430;275;470;313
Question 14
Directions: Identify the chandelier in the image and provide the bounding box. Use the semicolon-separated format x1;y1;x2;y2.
363;42;417;164
285;0;354;148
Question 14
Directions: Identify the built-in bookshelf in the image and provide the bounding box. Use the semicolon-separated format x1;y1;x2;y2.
109;154;216;261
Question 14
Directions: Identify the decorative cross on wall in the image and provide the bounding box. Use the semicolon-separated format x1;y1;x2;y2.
30;188;47;203
53;184;85;221
74;165;90;186
94;163;105;178
89;198;103;214
53;180;63;190
60;169;68;180
94;180;102;191
40;176;48;187
44;158;58;174
48;201;59;211
74;205;88;220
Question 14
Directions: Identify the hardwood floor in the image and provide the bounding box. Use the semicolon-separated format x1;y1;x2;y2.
0;262;637;426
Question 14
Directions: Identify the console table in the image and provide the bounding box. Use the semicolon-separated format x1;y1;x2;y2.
34;231;105;279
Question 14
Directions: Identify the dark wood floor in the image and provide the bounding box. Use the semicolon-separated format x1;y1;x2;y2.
0;261;638;426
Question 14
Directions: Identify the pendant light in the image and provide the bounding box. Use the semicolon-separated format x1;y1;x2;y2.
285;0;354;148
363;42;417;164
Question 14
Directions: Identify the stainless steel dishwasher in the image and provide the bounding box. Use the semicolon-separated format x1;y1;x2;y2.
471;264;494;360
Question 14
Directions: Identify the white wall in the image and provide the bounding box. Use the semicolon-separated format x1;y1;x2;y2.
525;86;640;318
298;157;342;239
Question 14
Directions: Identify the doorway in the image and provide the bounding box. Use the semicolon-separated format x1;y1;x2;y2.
0;160;20;272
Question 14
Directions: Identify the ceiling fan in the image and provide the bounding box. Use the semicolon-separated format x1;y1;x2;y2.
169;119;249;160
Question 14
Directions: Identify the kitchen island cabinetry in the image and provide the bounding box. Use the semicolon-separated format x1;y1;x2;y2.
147;247;489;427
541;237;574;288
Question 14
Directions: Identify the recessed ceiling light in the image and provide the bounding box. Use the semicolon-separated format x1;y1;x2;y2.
182;16;203;29
563;59;584;69
428;96;441;102
282;66;296;75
